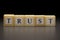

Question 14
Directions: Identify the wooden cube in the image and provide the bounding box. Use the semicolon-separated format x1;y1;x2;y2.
24;15;35;27
3;14;14;27
35;15;45;27
45;15;56;27
14;15;25;27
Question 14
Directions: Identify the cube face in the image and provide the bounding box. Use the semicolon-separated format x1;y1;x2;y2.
4;14;14;27
45;15;56;27
14;15;25;27
35;15;45;27
24;15;35;27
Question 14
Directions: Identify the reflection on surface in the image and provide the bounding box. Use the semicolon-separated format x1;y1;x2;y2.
3;27;57;40
0;27;3;40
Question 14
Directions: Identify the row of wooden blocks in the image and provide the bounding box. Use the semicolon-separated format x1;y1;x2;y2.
3;14;56;27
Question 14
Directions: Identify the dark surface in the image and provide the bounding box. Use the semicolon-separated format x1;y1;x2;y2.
0;18;60;40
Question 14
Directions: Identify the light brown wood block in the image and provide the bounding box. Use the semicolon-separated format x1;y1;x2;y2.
35;15;45;27
3;14;14;27
45;15;56;27
14;15;25;27
24;15;35;27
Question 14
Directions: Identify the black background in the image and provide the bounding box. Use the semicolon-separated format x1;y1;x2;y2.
0;1;58;21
